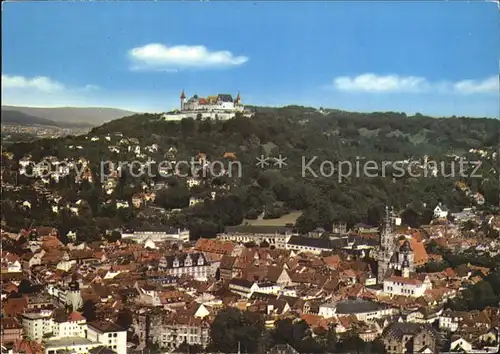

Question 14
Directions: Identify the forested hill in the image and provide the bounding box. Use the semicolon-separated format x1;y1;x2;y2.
4;107;499;235
90;106;498;156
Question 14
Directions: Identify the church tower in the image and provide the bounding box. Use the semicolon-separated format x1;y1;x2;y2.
377;205;395;284
66;274;83;311
402;255;410;278
398;239;415;273
180;90;186;111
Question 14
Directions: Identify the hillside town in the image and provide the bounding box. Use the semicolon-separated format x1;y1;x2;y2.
1;124;88;143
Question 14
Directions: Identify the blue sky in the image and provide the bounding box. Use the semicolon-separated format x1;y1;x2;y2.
2;1;499;117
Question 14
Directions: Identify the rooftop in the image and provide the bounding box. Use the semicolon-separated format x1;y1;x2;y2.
88;320;125;333
44;337;96;348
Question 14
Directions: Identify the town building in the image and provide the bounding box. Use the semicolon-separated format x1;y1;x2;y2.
44;337;100;354
158;252;211;280
121;227;190;243
381;322;437;354
87;321;127;354
318;298;394;322
21;311;54;342
0;317;23;345
383;274;432;297
217;225;295;249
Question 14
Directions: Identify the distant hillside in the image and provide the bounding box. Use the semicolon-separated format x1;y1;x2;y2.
1;109;93;129
1;105;136;126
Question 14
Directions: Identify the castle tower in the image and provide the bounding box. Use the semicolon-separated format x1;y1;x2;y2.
180;90;186;111
66;274;83;311
377;205;395;284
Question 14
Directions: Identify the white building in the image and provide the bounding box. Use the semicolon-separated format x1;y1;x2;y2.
44;337;100;354
318;299;394;322
22;311;54;342
149;315;210;351
158;252;211;280
217;229;294;250
229;278;259;298
433;203;449;219
383;274;432;297
449;338;473;353
121;227;190;243
254;281;282;295
66;278;83;311
438;310;468;332
87;321;127;354
51;312;87;340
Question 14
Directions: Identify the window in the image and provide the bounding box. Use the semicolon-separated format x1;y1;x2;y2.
113;333;117;337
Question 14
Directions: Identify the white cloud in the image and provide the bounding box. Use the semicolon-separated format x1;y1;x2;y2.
453;76;498;94
333;73;498;95
334;74;429;93
2;74;100;107
81;84;100;91
2;74;65;92
128;43;248;71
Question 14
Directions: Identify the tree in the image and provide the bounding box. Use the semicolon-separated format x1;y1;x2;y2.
180;118;196;135
81;300;97;321
105;230;121;243
116;308;133;330
18;279;33;294
272;319;313;352
210;307;264;353
337;333;367;353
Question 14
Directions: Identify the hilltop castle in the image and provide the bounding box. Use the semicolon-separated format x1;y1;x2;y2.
181;91;244;113
163;90;252;121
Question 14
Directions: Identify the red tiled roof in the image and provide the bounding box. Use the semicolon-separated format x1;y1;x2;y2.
12;339;43;354
68;312;85;322
398;237;429;265
2;297;28;317
1;317;22;330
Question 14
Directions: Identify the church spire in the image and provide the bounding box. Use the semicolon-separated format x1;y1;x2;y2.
384;205;392;233
378;204;395;284
180;89;186;99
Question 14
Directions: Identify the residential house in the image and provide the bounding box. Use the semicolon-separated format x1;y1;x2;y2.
433;204;449;219
381;322;437;354
0;317;23;345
